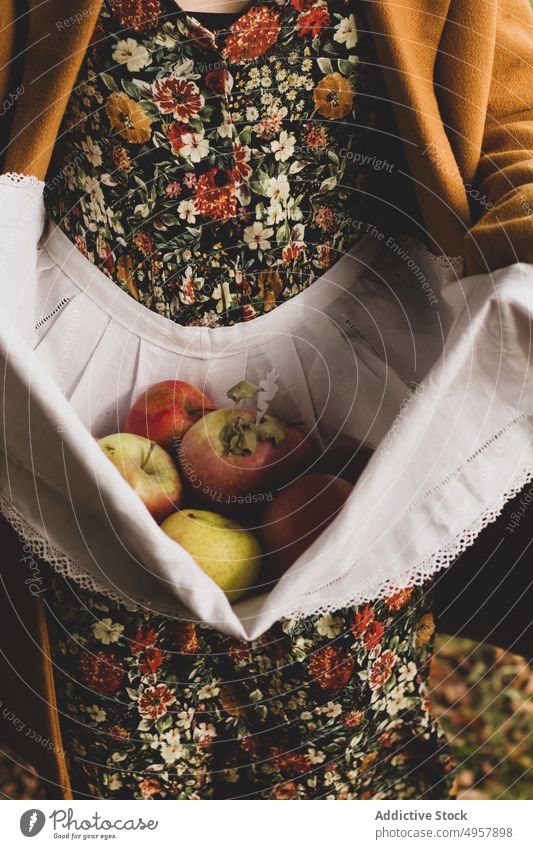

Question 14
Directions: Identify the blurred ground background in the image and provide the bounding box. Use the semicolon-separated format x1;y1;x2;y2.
1;634;532;800
431;636;533;800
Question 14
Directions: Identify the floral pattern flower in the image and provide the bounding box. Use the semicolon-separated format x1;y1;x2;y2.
313;72;355;119
296;3;331;39
47;566;457;800
309;644;355;690
222;5;281;64
79;649;125;695
334;14;358;49
368;649;396;690
112;37;151;71
414;612;436;648
152;77;205;120
105;91;152;143
137;683;176;722
386;586;414;611
46;0;419;326
111;0;160;32
92;617;124;645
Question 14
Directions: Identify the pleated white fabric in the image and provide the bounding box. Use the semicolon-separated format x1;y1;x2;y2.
1;173;532;639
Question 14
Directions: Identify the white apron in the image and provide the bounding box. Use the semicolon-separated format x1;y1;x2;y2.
1;172;532;639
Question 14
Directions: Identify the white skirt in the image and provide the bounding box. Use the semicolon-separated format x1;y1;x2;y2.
1;172;532;639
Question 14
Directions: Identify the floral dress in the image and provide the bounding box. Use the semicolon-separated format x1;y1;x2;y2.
43;0;456;800
45;0;422;326
46;568;457;799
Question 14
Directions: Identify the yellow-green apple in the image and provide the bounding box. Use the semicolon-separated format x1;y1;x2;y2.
123;380;215;452
178;407;313;509
160;509;262;602
98;432;182;522
259;474;352;579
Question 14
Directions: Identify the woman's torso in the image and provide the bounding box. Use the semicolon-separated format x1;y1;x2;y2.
42;0;454;801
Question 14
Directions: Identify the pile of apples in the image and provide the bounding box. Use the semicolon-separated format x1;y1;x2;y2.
98;379;353;603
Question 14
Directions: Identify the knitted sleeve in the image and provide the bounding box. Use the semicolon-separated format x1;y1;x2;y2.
464;0;533;274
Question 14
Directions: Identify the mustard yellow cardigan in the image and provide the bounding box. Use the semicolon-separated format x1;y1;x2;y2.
0;0;532;798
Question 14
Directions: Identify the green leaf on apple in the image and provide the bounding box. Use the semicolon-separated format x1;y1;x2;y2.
220;414;285;455
226;380;262;404
220;416;256;455
240;427;259;453
255;417;285;446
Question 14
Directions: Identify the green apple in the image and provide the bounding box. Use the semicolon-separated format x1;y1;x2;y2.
98;432;182;522
160;509;262;603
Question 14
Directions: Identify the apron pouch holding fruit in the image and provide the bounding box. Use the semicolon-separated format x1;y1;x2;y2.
1;175;533;640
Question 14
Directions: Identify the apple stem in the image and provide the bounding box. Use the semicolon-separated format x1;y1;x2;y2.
141;441;155;471
185;404;212;416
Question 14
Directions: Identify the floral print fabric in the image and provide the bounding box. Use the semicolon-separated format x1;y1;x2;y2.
46;568;457;799
45;0;421;325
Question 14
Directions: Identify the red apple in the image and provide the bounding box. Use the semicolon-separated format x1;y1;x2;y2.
178;408;314;509
123;380;215;453
98;432;182;522
314;437;374;484
259;474;352;579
